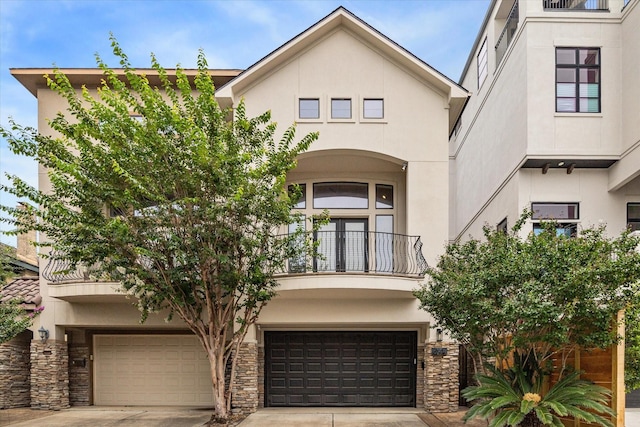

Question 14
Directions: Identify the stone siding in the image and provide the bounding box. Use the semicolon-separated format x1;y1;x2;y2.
30;340;69;410
257;345;265;409
68;343;90;406
424;342;459;412
231;342;258;415
416;345;425;407
0;333;31;408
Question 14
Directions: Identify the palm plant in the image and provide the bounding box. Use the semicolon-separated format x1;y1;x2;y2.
462;353;615;427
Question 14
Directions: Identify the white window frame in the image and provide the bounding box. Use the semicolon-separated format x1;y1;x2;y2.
477;37;488;89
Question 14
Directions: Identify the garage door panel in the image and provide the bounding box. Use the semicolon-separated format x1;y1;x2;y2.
265;331;416;407
94;335;213;406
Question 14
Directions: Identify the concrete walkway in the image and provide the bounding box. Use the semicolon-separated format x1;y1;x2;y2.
237;408;429;427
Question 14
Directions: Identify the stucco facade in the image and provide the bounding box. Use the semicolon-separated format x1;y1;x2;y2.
451;0;640;240
8;8;467;412
6;1;638;417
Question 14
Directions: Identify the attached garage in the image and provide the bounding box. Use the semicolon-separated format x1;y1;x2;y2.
94;335;213;406
265;331;417;407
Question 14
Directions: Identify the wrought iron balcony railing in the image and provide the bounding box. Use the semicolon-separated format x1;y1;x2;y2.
283;231;428;277
543;0;609;10
496;0;519;66
43;231;428;283
42;254;102;283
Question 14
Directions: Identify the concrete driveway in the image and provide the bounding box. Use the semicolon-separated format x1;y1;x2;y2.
237;408;428;427
0;407;213;427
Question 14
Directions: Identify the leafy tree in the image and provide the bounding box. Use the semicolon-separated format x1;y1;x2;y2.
0;243;15;283
415;211;640;373
414;211;640;425
0;299;42;344
626;302;640;392
0;37;320;418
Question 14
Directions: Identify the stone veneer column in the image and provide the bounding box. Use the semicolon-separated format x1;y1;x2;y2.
257;345;265;409
0;334;31;408
68;343;90;406
424;342;459;412
30;340;69;410
231;342;258;415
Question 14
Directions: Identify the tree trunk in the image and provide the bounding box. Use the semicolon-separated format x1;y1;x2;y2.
519;412;544;427
211;356;229;419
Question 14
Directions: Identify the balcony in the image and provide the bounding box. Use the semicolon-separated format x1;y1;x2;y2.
282;231;428;278
543;0;609;10
496;0;519;66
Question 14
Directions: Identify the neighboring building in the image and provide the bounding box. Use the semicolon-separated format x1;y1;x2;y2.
9;8;467;412
450;0;639;423
451;0;639;240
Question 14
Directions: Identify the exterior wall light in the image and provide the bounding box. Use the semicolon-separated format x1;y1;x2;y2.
401;162;408;171
436;328;443;342
38;326;49;343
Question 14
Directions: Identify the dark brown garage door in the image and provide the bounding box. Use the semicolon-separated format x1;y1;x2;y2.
265;331;417;407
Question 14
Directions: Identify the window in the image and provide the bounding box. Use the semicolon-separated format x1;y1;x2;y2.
628;203;640;232
313;182;368;209
556;48;600;113
497;217;508;233
288;217;306;273
477;38;488;88
363;99;384;119
331;98;351;119
532;202;579;237
299;99;319;119
375;184;393;209
288;184;306;209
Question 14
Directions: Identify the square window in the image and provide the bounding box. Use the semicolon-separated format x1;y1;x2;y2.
363;99;384;119
331;98;351;119
299;98;319;119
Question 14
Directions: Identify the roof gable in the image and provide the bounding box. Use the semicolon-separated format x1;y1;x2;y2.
216;7;469;134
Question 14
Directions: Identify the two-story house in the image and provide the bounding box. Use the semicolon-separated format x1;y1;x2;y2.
9;8;468;412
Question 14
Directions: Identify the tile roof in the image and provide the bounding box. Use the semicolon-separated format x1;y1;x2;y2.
1;276;41;306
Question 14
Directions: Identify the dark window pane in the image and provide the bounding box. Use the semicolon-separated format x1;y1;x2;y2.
299;99;319;119
364;99;384;119
556;49;576;65
313;182;368;209
331;99;351;119
556;68;576;83
288;184;306;209
580;68;599;83
376;184;393;209
628;203;640;220
532;203;579;220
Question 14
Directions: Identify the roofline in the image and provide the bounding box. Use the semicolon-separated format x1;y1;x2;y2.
10;68;243;97
218;6;468;95
458;0;497;84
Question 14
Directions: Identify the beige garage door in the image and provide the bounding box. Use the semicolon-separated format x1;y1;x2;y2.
94;335;213;406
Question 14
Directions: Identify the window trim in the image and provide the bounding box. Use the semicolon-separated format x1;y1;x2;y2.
531;202;580;237
328;97;355;122
296;96;323;122
555;47;601;113
363;98;384;120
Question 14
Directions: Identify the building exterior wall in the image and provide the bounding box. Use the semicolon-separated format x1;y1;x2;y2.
452;0;640;240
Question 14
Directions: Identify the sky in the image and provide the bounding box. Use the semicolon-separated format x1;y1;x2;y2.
0;0;491;246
